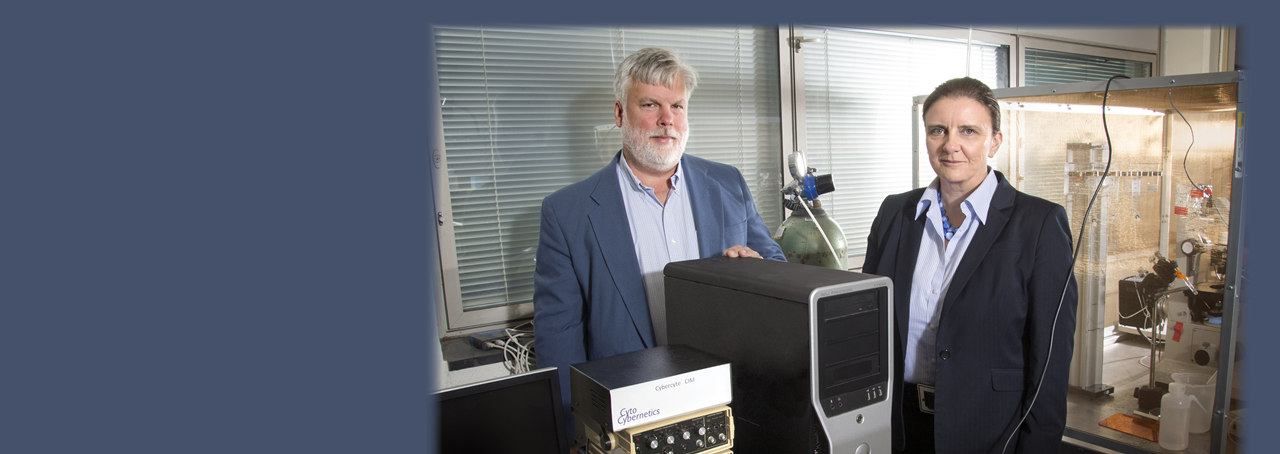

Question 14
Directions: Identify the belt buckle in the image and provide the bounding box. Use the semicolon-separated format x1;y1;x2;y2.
916;383;936;414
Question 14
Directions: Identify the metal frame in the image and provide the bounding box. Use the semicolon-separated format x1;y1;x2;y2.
428;26;448;338
778;24;803;226
1215;70;1245;454
995;71;1236;99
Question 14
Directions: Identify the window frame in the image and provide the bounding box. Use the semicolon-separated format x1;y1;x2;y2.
1016;36;1160;86
432;130;537;334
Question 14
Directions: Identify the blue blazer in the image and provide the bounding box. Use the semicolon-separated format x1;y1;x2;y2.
863;171;1078;453
533;151;784;427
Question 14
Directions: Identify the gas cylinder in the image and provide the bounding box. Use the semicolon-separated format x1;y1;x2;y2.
774;199;847;270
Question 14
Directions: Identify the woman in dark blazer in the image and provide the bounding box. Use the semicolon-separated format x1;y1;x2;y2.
863;77;1078;453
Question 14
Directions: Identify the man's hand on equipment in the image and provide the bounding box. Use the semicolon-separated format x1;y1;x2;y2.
722;245;762;259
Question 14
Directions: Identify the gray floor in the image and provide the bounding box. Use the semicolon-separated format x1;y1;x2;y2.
1061;326;1236;454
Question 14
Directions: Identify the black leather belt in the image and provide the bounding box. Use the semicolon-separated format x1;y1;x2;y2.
904;383;936;414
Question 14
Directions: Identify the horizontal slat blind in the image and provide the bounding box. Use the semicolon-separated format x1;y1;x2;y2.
435;26;780;314
801;26;1007;257
1025;48;1151;86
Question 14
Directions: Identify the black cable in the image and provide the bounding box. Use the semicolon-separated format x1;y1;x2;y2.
1002;74;1128;454
1173;89;1199;189
1170;89;1228;224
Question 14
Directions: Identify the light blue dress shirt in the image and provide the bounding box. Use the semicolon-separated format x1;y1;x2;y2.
903;169;999;385
615;153;700;346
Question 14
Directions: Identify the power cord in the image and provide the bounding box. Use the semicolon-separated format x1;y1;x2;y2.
482;321;537;375
1001;74;1128;454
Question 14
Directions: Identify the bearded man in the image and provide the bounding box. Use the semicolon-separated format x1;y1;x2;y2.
532;47;785;434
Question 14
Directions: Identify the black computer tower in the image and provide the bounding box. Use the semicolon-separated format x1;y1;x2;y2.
665;257;892;454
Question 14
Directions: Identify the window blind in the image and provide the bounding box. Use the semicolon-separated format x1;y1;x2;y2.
800;26;1008;257
434;26;781;316
1025;48;1152;86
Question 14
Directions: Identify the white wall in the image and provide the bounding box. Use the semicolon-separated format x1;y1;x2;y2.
1163;26;1234;75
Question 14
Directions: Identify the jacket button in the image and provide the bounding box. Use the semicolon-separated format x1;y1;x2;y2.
939;350;951;360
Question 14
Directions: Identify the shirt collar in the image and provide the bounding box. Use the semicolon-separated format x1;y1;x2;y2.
617;151;683;193
914;167;999;224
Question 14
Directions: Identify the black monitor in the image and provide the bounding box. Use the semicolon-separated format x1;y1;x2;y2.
434;367;569;454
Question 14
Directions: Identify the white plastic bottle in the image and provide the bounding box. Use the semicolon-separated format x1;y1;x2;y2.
1160;382;1194;450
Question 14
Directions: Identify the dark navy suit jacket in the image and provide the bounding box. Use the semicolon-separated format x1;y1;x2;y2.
863;171;1078;453
532;151;784;432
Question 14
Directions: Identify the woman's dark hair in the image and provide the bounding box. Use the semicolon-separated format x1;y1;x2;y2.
922;77;1001;133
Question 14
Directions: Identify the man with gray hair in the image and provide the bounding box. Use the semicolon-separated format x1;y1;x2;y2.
533;47;784;433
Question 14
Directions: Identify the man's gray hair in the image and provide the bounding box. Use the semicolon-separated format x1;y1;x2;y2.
614;47;699;103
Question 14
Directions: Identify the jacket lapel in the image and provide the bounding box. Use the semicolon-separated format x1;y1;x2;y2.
939;171;1015;317
895;191;926;343
588;152;653;347
684;157;724;258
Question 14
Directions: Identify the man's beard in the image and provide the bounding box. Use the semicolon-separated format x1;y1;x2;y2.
621;122;688;174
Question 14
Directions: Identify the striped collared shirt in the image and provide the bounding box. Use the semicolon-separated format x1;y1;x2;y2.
904;169;999;385
615;153;700;346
